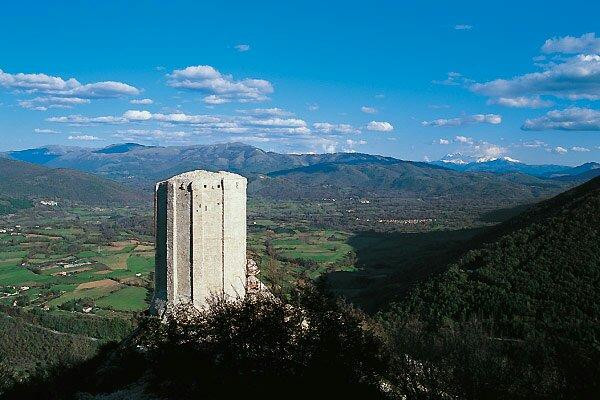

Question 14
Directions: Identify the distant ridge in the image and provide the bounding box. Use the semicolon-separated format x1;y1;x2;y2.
3;142;591;201
251;159;568;203
93;143;151;154
8;147;62;164
5;143;408;188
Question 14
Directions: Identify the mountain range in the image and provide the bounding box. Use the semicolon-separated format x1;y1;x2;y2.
3;143;579;204
5;142;396;188
7;143;598;184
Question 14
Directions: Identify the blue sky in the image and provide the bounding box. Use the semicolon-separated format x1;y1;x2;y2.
1;0;599;165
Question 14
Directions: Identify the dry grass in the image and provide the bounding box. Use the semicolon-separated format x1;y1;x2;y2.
119;276;146;286
108;239;138;251
76;279;120;291
94;270;112;275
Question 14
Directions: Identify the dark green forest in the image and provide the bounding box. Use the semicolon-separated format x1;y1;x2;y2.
380;175;600;398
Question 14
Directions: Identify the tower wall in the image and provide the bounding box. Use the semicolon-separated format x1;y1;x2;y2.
151;170;247;316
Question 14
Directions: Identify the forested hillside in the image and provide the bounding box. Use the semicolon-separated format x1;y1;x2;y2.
381;175;600;398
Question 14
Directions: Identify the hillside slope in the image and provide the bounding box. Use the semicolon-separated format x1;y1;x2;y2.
405;175;600;334
0;158;148;206
382;176;600;398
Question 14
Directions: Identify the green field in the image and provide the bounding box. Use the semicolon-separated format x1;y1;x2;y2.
95;286;148;311
0;198;484;315
0;206;154;315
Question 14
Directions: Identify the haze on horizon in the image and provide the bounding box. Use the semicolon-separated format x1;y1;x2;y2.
0;0;599;166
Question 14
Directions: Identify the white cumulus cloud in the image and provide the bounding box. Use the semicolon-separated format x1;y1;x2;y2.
166;65;273;104
0;68;139;111
366;121;394;132
571;146;590;152
19;96;90;111
471;54;600;101
432;71;469;86
521;107;600;131
68;135;101;141
422;114;501;127
236;108;294;117
344;139;367;152
361;106;377;114
488;96;553;108
552;146;568;154
47;115;128;124
542;32;600;54
235;44;251;52
454;135;474;144
48;110;314;138
130;98;154;105
313;122;360;134
34;128;59;134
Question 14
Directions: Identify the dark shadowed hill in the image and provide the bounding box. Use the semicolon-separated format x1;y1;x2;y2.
380;175;600;398
404;174;600;326
0;158;148;206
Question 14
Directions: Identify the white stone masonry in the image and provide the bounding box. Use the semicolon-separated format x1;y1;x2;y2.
150;170;247;316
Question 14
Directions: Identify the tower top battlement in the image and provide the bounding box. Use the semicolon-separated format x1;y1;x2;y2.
157;170;247;184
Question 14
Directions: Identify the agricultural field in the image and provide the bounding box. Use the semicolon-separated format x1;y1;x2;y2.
0;200;486;315
0;205;154;316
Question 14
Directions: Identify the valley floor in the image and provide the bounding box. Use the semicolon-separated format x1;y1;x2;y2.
0;191;569;391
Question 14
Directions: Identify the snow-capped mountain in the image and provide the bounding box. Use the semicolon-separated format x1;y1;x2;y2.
432;154;600;179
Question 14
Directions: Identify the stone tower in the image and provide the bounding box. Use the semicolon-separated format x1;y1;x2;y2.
150;170;247;316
